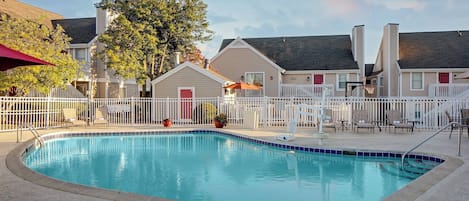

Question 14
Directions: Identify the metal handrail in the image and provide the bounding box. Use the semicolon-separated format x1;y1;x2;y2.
16;123;44;147
401;122;462;166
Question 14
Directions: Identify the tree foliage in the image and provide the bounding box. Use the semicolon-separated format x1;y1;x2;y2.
97;0;213;85
0;14;80;96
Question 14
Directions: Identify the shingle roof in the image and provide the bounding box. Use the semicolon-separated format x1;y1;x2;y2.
219;35;358;71
0;0;63;28
398;31;469;69
52;18;96;44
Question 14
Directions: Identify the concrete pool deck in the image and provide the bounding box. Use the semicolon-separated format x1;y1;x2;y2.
1;126;468;201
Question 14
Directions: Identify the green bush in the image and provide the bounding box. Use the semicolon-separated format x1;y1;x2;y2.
192;103;217;124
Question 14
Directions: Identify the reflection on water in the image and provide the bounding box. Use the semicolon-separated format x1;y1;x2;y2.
25;133;412;201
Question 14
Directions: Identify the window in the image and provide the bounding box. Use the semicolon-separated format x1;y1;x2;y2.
411;72;423;90
245;72;264;97
438;72;449;83
336;73;347;91
74;48;86;61
378;76;384;96
313;74;323;84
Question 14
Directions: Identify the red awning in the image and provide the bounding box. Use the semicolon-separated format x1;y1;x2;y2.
0;44;55;71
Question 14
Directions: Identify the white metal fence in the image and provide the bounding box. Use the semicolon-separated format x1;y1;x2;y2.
1;96;468;132
281;84;335;97
428;83;469;97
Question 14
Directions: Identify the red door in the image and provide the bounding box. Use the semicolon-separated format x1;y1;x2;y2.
180;89;193;120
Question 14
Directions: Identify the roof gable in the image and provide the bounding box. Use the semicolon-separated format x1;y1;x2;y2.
219;35;358;71
398;31;469;69
211;37;286;73
151;61;232;85
52;18;96;44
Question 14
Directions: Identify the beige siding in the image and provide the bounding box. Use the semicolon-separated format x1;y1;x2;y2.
401;72;437;96
211;48;280;96
282;72;359;97
154;67;223;98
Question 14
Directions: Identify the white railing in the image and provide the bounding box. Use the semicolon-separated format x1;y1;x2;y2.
0;96;466;132
428;83;469;97
281;84;335;97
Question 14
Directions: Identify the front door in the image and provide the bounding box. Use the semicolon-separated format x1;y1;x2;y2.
179;88;194;120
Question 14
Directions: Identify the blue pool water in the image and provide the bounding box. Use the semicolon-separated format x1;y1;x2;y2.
24;132;437;201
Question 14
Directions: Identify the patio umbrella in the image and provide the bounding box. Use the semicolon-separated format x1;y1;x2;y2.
0;44;54;71
454;71;469;79
224;81;262;90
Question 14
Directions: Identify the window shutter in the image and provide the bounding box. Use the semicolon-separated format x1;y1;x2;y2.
314;74;323;84
438;73;449;83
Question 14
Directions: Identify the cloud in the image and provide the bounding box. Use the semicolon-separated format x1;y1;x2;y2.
208;14;237;25
365;0;426;11
323;0;361;18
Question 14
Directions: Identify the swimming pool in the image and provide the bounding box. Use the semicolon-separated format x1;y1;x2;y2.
23;130;442;201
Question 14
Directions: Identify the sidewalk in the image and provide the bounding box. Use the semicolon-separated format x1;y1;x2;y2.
1;127;468;201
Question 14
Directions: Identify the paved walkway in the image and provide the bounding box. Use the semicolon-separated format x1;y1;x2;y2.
1;126;469;201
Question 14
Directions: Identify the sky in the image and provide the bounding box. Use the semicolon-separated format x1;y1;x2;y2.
20;0;469;63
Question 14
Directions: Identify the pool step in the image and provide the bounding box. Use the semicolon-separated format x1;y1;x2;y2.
379;162;424;180
406;159;439;170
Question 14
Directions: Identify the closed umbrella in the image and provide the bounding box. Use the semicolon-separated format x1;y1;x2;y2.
0;44;54;71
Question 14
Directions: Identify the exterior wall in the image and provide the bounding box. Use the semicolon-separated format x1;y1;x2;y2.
154;67;223;98
401;72;435;96
282;72;359;97
211;48;281;97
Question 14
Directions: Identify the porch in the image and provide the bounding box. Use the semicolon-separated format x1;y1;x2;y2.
280;84;335;97
428;83;469;97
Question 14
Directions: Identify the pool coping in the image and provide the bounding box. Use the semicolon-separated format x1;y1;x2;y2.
6;129;464;201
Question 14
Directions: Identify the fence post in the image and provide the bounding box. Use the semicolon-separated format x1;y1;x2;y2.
263;96;268;127
46;95;51;129
165;97;170;121
131;97;135;126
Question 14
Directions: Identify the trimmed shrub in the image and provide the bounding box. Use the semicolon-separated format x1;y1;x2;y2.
192;103;217;124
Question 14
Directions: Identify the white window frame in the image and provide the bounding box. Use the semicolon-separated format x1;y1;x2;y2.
378;76;384;97
410;72;424;91
336;73;348;91
244;72;264;97
74;48;87;62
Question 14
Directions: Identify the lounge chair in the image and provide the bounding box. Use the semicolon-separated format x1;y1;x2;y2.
386;110;413;133
94;107;108;126
320;109;337;132
461;109;469;138
62;108;86;126
445;111;458;138
352;110;375;133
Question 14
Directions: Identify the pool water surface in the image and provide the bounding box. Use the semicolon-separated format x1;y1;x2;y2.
23;131;438;201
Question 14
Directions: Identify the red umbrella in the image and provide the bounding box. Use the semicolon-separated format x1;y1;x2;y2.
0;44;55;71
224;81;262;90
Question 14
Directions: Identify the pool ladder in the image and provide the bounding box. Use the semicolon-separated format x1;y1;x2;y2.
16;123;45;147
401;122;462;166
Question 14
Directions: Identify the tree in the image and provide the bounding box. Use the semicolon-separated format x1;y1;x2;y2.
97;0;213;93
0;14;80;96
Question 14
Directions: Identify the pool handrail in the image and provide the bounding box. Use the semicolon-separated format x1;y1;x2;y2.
401;122;461;166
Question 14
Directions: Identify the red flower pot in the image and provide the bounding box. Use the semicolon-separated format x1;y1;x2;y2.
163;119;172;127
214;120;224;128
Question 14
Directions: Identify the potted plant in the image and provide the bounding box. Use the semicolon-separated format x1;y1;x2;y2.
214;113;227;128
163;118;172;127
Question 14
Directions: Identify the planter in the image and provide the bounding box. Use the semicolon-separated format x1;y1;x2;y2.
214;120;224;128
163;119;172;127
